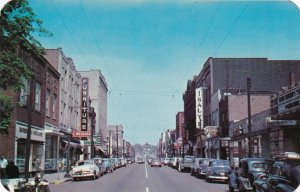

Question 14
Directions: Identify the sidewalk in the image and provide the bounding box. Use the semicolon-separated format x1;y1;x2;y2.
44;171;72;185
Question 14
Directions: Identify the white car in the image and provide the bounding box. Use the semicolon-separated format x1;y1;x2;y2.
71;160;100;181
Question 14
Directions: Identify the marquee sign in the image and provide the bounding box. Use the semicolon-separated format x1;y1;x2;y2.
81;78;89;131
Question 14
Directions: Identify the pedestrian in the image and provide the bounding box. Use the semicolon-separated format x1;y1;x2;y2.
6;160;19;179
0;154;8;179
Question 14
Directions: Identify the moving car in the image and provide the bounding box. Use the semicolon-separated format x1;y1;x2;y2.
151;158;162;167
229;158;273;192
136;157;145;164
163;158;171;166
71;160;100;181
205;159;231;183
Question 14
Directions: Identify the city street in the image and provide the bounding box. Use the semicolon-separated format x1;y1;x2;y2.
49;163;228;192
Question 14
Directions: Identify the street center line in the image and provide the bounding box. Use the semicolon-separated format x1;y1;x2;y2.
145;163;148;178
146;187;149;192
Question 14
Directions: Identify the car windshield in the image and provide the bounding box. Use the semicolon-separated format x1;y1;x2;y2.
212;160;230;167
77;161;93;166
184;156;194;162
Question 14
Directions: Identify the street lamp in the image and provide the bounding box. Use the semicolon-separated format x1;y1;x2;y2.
64;127;72;178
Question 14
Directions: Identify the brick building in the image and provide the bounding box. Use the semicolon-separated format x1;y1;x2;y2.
184;57;300;158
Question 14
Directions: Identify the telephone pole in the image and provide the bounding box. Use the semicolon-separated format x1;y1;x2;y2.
247;78;252;158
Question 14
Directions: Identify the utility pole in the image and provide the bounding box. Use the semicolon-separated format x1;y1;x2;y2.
90;107;95;159
116;126;119;158
25;78;34;182
247;78;252;158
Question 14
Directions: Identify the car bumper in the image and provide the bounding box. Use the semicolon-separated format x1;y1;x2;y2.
207;175;228;181
72;173;94;178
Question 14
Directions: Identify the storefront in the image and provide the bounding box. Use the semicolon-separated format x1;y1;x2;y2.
44;124;62;172
15;121;45;174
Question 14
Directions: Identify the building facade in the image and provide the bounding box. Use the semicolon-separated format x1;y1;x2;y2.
79;70;108;156
184;57;300;158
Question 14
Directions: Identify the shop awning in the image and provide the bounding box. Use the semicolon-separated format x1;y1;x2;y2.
62;140;82;148
95;146;106;153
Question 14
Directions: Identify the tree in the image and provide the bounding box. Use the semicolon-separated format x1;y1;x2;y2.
0;0;51;133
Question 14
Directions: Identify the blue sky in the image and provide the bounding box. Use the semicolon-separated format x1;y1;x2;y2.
23;0;300;145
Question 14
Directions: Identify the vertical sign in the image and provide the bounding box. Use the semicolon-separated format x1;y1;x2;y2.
81;78;88;131
196;87;206;129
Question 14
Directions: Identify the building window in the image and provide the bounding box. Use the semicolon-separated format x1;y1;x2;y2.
46;89;50;117
35;82;41;111
19;76;30;105
52;94;57;119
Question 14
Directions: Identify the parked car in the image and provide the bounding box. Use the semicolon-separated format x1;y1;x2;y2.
229;158;273;192
254;157;300;192
205;159;231;183
151;158;162;167
197;158;214;178
111;158;120;169
178;155;195;172
120;158;127;167
163;158;171;166
93;158;106;176
169;157;180;168
71;160;100;181
191;158;203;176
102;158;114;173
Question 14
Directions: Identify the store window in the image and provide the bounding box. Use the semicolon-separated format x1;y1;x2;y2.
16;141;26;173
46;89;50;117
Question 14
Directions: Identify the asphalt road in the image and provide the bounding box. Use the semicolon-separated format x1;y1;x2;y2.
49;163;229;192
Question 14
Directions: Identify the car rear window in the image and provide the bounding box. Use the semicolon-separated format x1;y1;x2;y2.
251;162;272;169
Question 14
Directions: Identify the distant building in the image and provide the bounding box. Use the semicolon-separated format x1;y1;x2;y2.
107;125;124;157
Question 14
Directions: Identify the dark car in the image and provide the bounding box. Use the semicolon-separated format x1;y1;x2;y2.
254;158;300;192
229;158;273;192
205;159;231;183
197;158;214;178
191;158;203;177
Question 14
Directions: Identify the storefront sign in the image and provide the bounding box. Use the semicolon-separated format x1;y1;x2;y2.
195;87;206;129
16;123;45;142
81;78;89;131
72;130;91;137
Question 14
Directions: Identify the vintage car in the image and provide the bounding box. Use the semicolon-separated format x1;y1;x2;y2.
254;157;300;192
228;158;273;192
71;160;100;181
191;158;203;176
197;158;214;178
150;158;162;167
205;159;231;183
102;158;114;173
178;155;195;172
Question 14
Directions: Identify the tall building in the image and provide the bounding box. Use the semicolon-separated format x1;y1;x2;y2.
176;112;185;140
79;70;108;154
44;48;82;161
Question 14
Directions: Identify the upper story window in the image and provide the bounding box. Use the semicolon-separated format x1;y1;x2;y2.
35;82;41;111
19;76;30;106
52;94;57;119
46;89;50;116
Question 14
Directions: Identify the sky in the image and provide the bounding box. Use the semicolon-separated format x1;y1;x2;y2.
3;0;300;145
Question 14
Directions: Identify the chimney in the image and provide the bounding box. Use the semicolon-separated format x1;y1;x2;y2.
289;73;296;88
